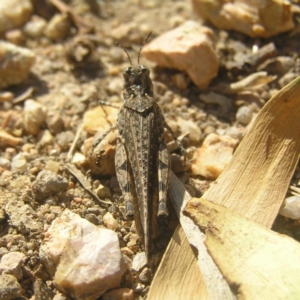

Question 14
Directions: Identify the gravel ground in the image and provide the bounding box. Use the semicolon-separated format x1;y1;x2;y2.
0;0;300;299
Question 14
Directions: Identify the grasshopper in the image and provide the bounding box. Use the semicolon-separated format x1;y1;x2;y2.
91;35;185;263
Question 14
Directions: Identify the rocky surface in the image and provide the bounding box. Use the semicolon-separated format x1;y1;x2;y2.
40;209;126;299
0;0;299;299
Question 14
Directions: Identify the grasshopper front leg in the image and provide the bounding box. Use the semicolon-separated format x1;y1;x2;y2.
90;125;117;164
164;122;186;157
115;140;134;218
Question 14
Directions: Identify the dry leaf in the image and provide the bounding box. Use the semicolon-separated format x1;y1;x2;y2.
185;198;300;299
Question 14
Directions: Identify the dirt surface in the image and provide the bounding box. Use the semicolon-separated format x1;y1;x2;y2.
0;0;300;299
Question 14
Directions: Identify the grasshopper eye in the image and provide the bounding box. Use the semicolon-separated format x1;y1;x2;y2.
123;67;132;77
140;65;149;76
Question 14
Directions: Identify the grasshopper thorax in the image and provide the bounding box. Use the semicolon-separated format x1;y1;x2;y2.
122;64;154;112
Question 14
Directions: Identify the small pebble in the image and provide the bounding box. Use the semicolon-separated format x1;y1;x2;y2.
102;288;134;300
56;131;75;151
33;278;54;300
131;252;147;271
0;252;26;280
110;47;125;64
127;233;139;247
200;92;232;114
72;152;86;164
11;154;27;172
23;15;47;38
171;73;190;90
169;15;185;28
121;247;134;256
140;286;150;297
0;41;35;89
279;196;300;219
278;73;298;89
45;160;60;173
236;106;253;125
44;13;70;41
46;114;64;135
0;91;13;102
24;99;47;135
5;29;25;45
85;213;99;225
38;130;54;146
139;267;152;283
96;185;112;199
0;158;11;169
31;170;69;201
103;212;118;230
203;125;215;135
0;274;22;299
106;77;123;95
132;282;145;293
177;117;201;142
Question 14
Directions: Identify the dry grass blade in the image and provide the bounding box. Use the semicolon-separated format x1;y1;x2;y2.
148;173;235;300
147;225;208;300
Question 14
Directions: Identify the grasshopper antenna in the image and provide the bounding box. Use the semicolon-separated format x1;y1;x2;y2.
115;42;132;65
137;31;152;65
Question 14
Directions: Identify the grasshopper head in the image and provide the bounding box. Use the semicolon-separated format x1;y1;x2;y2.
123;65;153;97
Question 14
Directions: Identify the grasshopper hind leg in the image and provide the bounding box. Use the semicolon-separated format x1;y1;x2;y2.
157;141;170;217
115;140;134;218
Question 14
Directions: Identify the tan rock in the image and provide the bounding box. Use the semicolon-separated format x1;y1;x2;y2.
83;106;119;135
45;160;61;173
142;21;218;89
0;252;26;280
11;153;27;172
193;0;294;38
0;130;23;147
191;133;239;180
177;117;201;142
37;129;54;146
103;212;118;230
0;91;13;102
0;0;33;33
0;274;22;300
23;15;47;38
5;29;25;45
24;99;47;135
102;288;134;300
96;184;111;199
44;13;70;41
0;41;35;89
40;209;126;300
